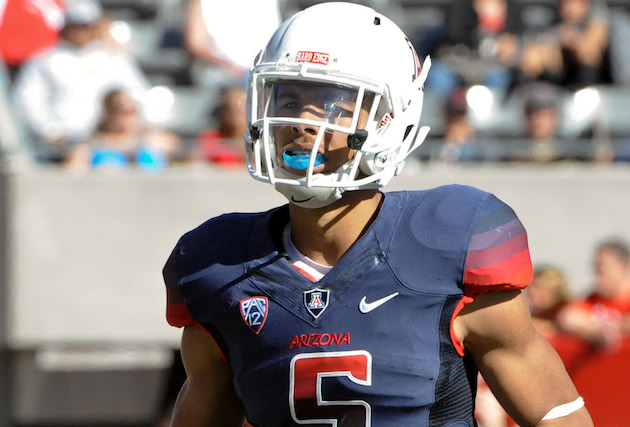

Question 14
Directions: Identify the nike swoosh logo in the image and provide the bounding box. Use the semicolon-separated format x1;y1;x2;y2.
359;292;399;313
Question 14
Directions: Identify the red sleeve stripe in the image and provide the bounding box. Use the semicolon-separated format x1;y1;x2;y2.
166;302;195;328
465;231;528;270
450;295;474;356
464;248;533;289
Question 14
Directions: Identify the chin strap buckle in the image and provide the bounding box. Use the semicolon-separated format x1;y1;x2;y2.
347;129;368;150
249;126;260;140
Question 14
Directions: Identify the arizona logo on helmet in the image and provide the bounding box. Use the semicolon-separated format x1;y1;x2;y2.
240;296;268;334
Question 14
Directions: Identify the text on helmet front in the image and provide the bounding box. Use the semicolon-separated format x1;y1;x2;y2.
296;51;330;65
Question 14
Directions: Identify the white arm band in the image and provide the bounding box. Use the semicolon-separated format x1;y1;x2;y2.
541;396;585;421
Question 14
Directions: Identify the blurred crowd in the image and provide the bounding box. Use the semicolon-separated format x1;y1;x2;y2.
0;0;267;170
1;1;629;426
475;236;630;427
1;0;630;170
415;0;630;164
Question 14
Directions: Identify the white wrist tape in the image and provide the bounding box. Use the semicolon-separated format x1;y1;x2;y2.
541;396;585;421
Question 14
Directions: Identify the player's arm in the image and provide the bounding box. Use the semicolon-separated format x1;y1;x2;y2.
183;0;241;74
454;290;593;427
170;324;244;427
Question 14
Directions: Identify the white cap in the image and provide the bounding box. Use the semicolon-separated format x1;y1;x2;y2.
64;0;103;26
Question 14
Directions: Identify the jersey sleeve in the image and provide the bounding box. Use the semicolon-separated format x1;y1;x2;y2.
163;246;196;328
463;194;533;296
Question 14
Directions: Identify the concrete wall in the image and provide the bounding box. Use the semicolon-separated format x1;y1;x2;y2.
1;163;629;424
4;164;630;346
1;166;288;425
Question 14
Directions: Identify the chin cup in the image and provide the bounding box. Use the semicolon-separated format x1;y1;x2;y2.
273;167;344;209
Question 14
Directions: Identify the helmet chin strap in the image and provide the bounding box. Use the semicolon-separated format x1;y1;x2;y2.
273;167;345;209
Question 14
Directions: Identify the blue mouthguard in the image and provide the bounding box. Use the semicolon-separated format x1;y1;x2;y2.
283;151;326;170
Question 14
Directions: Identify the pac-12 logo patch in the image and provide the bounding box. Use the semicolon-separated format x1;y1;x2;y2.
240;296;268;334
303;289;330;319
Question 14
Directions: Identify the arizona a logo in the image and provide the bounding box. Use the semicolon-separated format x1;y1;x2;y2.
303;289;330;319
240;296;268;334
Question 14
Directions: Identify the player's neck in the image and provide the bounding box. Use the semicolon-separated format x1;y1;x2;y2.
288;190;383;266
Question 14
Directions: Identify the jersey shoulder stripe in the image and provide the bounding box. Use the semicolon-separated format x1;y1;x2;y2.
463;194;533;294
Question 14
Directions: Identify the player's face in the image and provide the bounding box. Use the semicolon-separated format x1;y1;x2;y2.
270;81;370;176
62;24;99;48
106;91;140;132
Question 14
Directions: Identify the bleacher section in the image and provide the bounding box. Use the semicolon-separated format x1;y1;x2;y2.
94;0;630;155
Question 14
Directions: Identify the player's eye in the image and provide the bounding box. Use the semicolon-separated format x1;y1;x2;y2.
276;100;301;114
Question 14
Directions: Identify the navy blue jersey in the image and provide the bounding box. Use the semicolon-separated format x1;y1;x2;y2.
164;185;533;426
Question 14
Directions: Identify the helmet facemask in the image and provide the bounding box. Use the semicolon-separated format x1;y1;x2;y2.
245;2;431;209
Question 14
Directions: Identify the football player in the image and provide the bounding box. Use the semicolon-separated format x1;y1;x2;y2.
163;2;593;426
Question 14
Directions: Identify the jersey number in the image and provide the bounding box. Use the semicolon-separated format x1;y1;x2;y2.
289;350;372;426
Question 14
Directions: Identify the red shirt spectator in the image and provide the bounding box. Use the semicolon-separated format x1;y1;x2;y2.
193;85;247;166
559;238;630;348
0;0;64;66
197;129;246;166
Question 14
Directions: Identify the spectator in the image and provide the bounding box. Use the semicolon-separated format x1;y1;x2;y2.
558;238;630;349
522;82;564;161
193;84;247;166
505;81;609;162
65;89;180;172
518;0;611;89
425;0;525;95
436;86;481;163
184;0;281;86
0;0;64;79
499;82;568;162
525;265;573;340
12;0;149;163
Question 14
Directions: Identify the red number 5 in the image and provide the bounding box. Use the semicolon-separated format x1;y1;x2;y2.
289;350;372;426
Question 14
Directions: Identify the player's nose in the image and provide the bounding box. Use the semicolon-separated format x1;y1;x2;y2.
290;106;321;135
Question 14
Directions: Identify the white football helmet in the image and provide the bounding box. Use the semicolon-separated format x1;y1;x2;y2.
246;2;431;208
